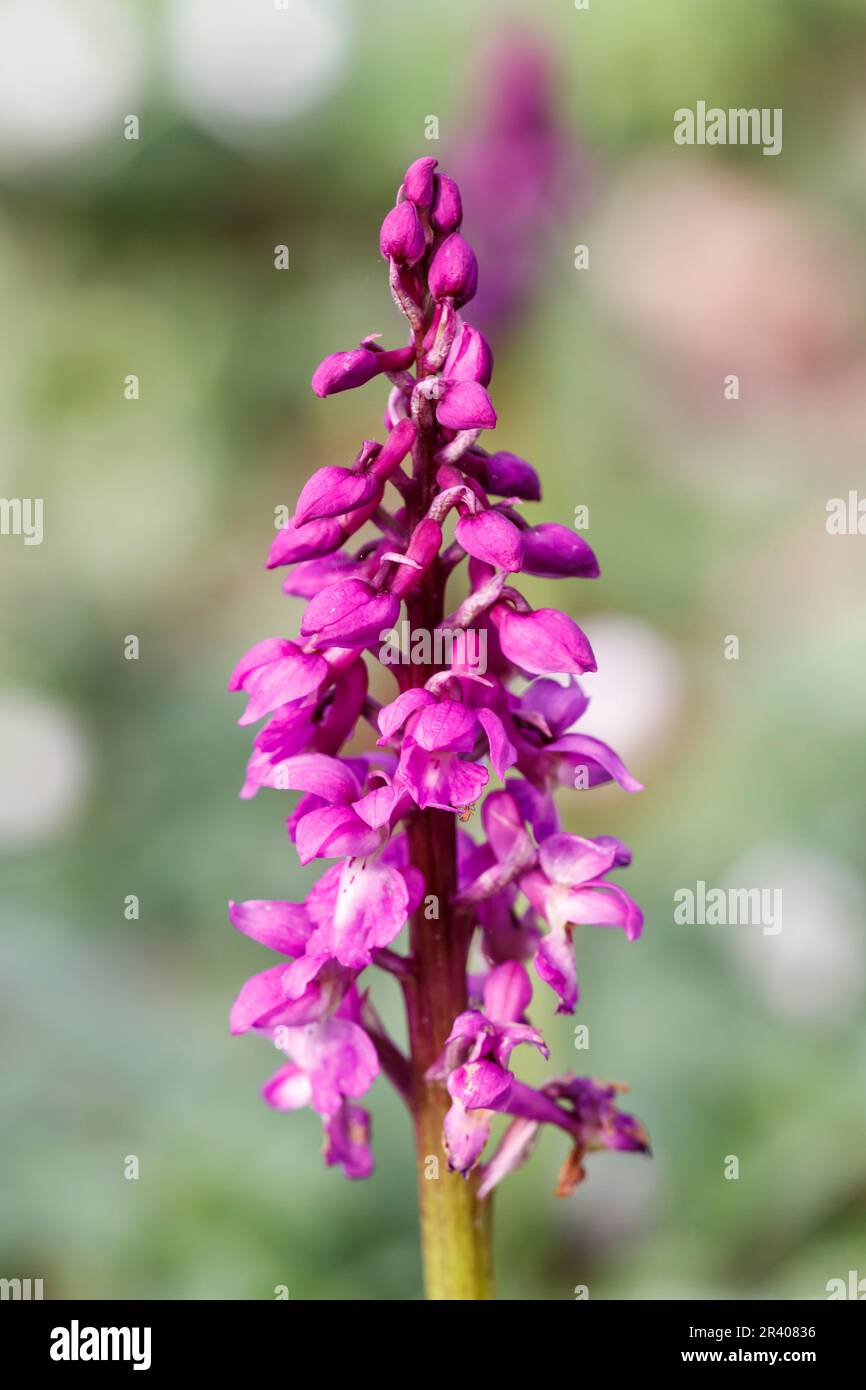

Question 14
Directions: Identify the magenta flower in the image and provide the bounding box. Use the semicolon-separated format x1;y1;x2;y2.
378;686;515;812
427;961;548;1172
228;158;648;1300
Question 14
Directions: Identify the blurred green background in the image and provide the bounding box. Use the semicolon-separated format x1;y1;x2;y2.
2;0;865;1300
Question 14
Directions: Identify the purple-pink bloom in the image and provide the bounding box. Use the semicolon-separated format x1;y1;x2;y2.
228;639;327;726
428;961;547;1173
379;687;516;812
522;832;643;1013
324;1102;375;1179
477;1076;649;1199
228;157;648;1290
264;1008;379;1117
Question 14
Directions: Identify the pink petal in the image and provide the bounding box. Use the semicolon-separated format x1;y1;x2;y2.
229;964;290;1035
447;1058;513;1111
412;699;477;752
228;900;311;956
262;1063;312;1111
436;380;496;431
377;688;436;742
538;833;618;888
272;753;361;805
547;733;644;793
236;652;328;727
560;884;644;941
228;638;295;692
294;806;383;865
477;708;517;777
534;926;578;1014
443;1098;491;1173
482;961;532;1024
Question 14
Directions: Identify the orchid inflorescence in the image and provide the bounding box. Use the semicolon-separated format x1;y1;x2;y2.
228;156;648;1268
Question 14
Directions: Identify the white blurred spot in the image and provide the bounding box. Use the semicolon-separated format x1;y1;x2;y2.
166;0;349;141
0;691;89;848
577;615;686;765
725;844;865;1023
0;0;143;166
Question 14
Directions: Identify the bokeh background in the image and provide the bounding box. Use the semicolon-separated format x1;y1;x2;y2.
2;0;865;1301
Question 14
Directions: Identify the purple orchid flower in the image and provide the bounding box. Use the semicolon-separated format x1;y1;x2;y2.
427;961;548;1172
228;158;648;1301
378;685;516;812
521;832;643;1013
477;1076;650;1200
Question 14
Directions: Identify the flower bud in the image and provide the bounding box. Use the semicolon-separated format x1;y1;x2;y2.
301;579;400;648
456;510;523;572
489;604;596;675
379;201;426;266
294;466;376;526
428;233;478;307
431;173;462;233
483;450;541;501
521;524;599;579
403;156;438;208
311;344;415;397
311;348;379;397
267;516;343;568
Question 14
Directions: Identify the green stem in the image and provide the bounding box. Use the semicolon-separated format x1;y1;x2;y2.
401;405;494;1299
405;805;494;1300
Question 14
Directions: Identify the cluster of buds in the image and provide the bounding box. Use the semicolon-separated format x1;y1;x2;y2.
228;157;648;1203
